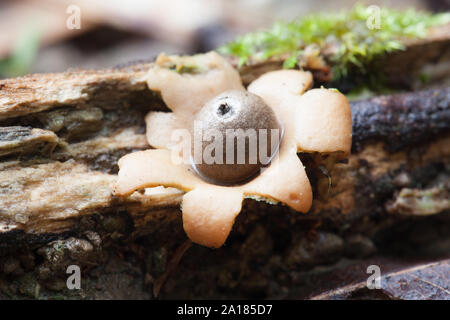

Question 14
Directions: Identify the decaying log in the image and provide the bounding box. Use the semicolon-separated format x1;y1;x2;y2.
0;51;449;299
237;24;450;88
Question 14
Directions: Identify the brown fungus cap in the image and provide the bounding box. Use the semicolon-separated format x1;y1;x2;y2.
191;89;283;185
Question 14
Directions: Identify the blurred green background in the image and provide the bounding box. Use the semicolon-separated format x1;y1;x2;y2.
0;0;448;78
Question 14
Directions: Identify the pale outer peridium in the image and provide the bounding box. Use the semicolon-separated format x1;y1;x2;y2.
114;52;352;248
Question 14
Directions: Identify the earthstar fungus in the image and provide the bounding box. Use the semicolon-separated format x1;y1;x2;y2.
113;52;352;248
192;89;283;185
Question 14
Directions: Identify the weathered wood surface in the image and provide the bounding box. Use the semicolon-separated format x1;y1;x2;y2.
311;258;450;300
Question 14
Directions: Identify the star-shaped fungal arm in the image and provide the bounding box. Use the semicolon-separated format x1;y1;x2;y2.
145;51;244;150
295;89;352;157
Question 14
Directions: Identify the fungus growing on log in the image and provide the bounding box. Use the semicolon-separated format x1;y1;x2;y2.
113;52;352;248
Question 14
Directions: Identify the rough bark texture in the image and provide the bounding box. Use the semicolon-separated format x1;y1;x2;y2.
0;49;449;299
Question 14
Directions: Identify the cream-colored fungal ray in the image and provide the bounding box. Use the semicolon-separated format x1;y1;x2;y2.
247;71;352;157
115;61;352;248
114;146;311;247
146;52;244;118
244;148;312;213
295;89;352;156
145;112;184;149
246;69;314;213
114;149;244;248
182;187;243;248
113;149;241;248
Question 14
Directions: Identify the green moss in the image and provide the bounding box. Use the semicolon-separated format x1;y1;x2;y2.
219;4;450;81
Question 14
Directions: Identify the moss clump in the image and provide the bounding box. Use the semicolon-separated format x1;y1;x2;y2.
219;4;450;80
